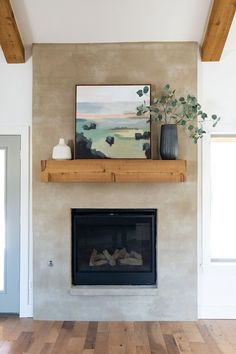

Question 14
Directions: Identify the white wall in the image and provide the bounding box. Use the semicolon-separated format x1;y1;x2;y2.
199;47;236;318
0;48;32;316
0;48;32;127
199;50;236;133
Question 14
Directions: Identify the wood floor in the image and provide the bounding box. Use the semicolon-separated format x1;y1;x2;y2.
0;318;236;354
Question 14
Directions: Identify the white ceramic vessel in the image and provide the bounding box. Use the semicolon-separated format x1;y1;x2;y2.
52;138;72;160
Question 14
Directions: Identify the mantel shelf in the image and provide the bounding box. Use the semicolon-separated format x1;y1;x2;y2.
41;159;187;183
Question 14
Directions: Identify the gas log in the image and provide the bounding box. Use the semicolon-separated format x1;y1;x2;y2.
89;248;143;266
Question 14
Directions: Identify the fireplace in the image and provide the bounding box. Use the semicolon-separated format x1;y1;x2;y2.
71;209;157;286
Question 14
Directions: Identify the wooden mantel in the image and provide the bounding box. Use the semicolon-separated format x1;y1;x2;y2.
41;159;187;183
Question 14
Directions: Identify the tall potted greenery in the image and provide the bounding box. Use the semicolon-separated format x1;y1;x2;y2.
136;85;220;159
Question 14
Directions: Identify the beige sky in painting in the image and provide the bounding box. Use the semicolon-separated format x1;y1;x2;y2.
76;85;150;103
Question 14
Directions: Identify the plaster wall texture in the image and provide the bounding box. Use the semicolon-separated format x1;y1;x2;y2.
33;42;198;320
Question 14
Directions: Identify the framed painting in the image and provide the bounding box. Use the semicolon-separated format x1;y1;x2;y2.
75;84;151;159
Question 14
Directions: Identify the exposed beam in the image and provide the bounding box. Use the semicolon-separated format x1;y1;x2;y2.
201;0;236;61
0;0;25;63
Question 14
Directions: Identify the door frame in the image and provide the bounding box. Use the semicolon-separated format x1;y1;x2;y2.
0;126;32;317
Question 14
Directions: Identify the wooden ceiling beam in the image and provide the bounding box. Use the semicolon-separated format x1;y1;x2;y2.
201;0;236;62
0;0;25;63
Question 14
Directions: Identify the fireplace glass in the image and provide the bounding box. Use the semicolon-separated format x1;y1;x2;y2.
72;209;157;285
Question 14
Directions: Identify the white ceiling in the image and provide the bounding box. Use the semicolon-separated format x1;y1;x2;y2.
12;0;213;47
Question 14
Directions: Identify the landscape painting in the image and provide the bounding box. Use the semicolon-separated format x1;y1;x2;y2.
75;85;151;159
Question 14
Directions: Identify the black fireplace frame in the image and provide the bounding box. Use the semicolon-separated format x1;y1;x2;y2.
71;208;157;286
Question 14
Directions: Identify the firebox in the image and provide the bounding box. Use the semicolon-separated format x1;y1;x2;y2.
71;209;157;286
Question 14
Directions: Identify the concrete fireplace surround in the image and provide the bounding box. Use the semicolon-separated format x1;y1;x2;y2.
33;42;197;320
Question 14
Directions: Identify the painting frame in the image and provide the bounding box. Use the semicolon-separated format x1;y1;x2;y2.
75;84;151;159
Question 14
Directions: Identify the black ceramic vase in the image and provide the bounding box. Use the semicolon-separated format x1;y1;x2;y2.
160;124;178;160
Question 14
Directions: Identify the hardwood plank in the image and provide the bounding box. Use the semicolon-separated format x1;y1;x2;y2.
94;331;109;354
0;318;19;341
13;331;33;353
97;322;109;333
123;322;136;354
159;322;173;336
39;343;53;354
136;345;150;354
46;321;63;344
0;319;235;354
72;322;89;339
201;0;236;61
133;322;150;348
108;346;126;354
51;321;76;354
27;321;53;354
217;320;236;350
190;342;213;354
181;322;204;343
163;334;180;353
9;319;31;341
62;321;75;330
84;322;98;350
203;320;235;354
108;322;128;349
0;0;25;63
94;321;110;354
196;321;222;354
66;337;85;354
173;332;193;353
146;322;168;354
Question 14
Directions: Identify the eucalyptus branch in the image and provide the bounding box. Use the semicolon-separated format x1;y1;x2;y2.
136;84;220;143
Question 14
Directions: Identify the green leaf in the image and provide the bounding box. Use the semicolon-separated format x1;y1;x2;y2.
160;97;166;104
143;86;149;94
212;114;217;120
198;128;204;134
136;105;143;112
137;111;142;116
188;125;194;131
179;97;185;102
158;114;163;120
136;90;143;97
201;113;207;119
151;108;159;113
171;100;177;107
213;118;220;127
